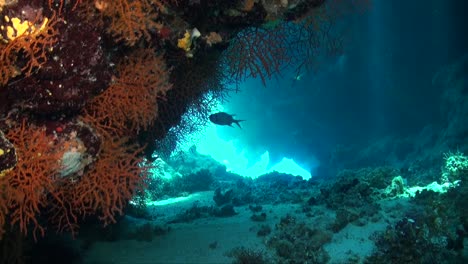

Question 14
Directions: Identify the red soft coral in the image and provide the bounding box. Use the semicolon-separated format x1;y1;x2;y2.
49;136;149;235
0;11;59;86
1;120;62;240
97;0;160;46
83;48;171;137
72;137;148;225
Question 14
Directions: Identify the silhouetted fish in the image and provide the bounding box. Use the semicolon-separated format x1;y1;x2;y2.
209;112;244;128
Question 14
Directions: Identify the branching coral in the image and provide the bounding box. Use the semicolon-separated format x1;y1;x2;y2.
222;0;372;86
0;118;147;238
1;119;63;240
223;26;290;86
94;0;160;46
72;138;148;225
0;0;370;243
0;10;59;86
83;48;172;137
49;137;149;235
152;49;229;156
4;3;112;116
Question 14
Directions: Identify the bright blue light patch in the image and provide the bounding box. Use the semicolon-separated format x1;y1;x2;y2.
177;120;311;180
269;157;312;179
172;96;312;180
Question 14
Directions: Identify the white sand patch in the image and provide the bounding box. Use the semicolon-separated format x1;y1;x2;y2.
146;191;215;222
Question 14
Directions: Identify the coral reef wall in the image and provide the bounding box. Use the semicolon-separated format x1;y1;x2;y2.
0;0;360;241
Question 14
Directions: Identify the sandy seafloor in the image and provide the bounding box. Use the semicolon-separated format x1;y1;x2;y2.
82;191;410;264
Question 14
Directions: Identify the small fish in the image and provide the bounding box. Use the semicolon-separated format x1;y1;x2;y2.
209;112;245;128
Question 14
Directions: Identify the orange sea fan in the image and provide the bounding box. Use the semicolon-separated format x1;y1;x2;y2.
99;0;160;46
1;120;63;240
71;137;148;225
48;136;149;235
0;11;59;86
83;48;172;137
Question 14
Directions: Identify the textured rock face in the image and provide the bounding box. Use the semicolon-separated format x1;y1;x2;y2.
1;1;112;116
